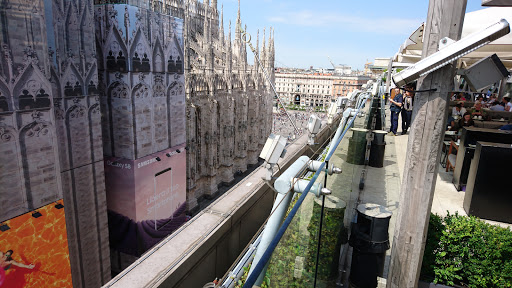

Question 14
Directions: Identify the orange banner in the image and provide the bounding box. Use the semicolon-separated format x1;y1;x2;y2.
0;200;72;288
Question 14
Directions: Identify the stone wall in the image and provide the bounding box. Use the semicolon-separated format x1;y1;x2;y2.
0;0;110;287
183;1;274;211
95;4;186;160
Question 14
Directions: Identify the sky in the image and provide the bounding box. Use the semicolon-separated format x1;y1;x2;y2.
218;0;486;70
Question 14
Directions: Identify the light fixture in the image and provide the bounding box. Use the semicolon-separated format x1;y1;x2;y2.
307;114;322;145
166;153;171;157
463;53;510;91
32;211;42;218
393;19;510;86
156;157;161;161
176;149;181;153
259;134;287;181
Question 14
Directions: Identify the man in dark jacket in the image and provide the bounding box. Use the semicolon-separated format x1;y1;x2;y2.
389;87;403;136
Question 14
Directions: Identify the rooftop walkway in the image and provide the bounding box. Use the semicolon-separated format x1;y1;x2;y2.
329;103;512;287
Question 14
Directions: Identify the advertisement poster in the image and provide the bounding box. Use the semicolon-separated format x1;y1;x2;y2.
105;144;187;256
0;200;72;288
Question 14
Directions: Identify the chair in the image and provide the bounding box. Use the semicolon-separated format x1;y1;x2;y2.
446;140;459;172
440;140;451;168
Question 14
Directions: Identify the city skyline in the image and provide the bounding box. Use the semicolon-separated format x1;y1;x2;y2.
220;0;486;70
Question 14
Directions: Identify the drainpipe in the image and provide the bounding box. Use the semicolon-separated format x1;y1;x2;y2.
247;156;326;286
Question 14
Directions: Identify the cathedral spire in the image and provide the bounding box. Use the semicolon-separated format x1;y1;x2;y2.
203;0;210;45
228;20;232;74
262;28;266;70
212;0;217;11
243;24;248;65
267;27;273;70
220;4;224;46
235;0;241;45
254;29;259;79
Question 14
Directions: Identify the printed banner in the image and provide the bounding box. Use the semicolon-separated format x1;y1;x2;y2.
0;200;72;288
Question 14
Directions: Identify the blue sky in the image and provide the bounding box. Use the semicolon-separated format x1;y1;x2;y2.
219;0;485;70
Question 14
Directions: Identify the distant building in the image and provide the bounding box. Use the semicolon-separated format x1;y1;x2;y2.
332;75;372;97
334;64;352;75
365;58;391;76
275;72;334;108
275;71;370;108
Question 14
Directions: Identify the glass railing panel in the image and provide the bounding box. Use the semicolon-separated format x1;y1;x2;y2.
240;97;371;288
263;182;323;287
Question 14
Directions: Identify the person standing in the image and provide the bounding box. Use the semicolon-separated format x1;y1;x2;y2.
389;87;403;136
401;88;414;135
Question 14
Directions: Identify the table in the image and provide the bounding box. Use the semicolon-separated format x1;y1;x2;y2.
473;120;505;129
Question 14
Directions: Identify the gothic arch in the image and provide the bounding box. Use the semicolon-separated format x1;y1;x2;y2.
0;78;11;112
106;81;132;158
129;29;152;72
192;76;209;94
66;104;92;167
19;119;58;210
88;103;102;161
103;26;129;71
61;63;85;97
153;38;165;73
132;83;153;158
13;64;52;110
166;34;184;73
84;65;99;96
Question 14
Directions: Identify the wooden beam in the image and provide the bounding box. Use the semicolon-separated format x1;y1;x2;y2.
386;1;467;287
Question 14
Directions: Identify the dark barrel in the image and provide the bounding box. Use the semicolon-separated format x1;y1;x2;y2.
349;203;392;288
369;130;387;168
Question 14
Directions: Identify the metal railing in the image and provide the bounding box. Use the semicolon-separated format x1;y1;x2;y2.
241;92;370;288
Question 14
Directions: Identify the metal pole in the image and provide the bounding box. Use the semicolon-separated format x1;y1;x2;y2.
313;160;329;287
239;24;300;135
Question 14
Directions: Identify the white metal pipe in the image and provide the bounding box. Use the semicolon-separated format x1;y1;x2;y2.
328;108;351;154
292;178;322;197
247;156;310;286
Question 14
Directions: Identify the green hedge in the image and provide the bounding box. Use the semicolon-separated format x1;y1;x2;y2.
421;213;512;287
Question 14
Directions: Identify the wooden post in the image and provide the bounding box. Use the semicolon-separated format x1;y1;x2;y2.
386;1;467;287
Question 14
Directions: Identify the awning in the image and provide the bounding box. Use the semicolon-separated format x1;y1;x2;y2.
393;7;512;70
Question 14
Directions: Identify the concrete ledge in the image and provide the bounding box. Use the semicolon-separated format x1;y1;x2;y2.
103;115;341;288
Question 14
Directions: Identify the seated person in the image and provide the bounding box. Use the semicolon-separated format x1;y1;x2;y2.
499;123;512;131
470;102;487;119
490;101;505;111
504;96;512;112
486;95;498;107
452;102;466;117
475;95;484;105
447;102;466;129
450;112;474;132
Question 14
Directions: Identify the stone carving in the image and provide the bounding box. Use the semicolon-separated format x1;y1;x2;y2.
23;121;49;138
0;125;15;142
